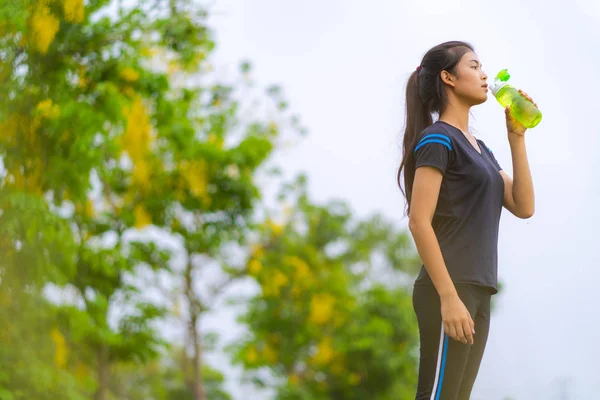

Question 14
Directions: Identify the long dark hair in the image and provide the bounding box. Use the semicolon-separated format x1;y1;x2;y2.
397;41;474;214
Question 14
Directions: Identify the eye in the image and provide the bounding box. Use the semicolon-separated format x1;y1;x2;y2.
471;65;478;70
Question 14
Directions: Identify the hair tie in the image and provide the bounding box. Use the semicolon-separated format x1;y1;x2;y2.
416;65;423;73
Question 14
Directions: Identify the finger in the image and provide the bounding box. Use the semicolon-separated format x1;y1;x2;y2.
463;320;474;345
519;89;532;100
447;323;458;341
454;323;467;344
469;314;475;335
522;91;537;105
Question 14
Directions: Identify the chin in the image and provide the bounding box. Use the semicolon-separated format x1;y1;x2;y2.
471;95;488;106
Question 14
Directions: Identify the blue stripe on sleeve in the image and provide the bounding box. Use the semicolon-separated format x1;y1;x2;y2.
414;139;452;153
418;134;451;145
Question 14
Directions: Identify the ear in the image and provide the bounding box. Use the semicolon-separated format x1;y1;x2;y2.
440;70;456;87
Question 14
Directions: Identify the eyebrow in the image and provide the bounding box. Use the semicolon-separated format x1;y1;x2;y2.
471;60;482;66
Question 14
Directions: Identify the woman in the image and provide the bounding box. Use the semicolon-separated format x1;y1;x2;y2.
398;41;536;400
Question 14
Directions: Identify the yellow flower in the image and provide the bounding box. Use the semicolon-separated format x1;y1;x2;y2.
6;161;43;195
121;97;158;190
262;344;278;364
284;256;311;281
132;160;150;189
75;199;94;217
262;269;289;297
30;3;60;54
265;219;283;236
272;270;289;294
50;328;68;369
121;96;152;162
77;65;88;88
308;293;336;325
84;199;94;217
134;204;152;229
36;99;60;119
244;346;259;364
180;160;209;203
250;244;264;258
120;67;139;82
311;337;334;365
248;259;262;276
62;0;85;23
141;47;158;57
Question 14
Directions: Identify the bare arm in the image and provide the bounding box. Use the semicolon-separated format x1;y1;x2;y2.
409;166;457;299
409;166;474;344
500;136;535;219
500;90;537;219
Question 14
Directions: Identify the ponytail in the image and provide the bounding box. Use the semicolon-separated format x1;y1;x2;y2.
397;69;432;215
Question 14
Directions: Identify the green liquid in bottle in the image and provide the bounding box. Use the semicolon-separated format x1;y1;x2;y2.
490;69;542;129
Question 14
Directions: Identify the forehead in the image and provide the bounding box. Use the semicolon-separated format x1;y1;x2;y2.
459;51;480;64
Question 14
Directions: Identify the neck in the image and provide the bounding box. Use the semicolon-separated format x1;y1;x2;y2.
439;99;471;133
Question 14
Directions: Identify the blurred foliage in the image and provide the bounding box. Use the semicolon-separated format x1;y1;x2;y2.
108;347;231;400
0;1;421;399
231;177;420;399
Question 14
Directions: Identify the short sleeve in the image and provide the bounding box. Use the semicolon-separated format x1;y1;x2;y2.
414;132;453;175
480;140;502;171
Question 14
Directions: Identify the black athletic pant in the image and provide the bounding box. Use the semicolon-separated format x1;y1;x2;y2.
413;283;492;400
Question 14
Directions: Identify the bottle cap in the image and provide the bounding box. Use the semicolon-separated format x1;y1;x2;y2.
496;69;511;82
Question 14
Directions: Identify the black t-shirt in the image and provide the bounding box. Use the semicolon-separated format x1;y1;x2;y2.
412;120;505;294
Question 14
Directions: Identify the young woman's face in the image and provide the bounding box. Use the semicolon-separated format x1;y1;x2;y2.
448;51;489;106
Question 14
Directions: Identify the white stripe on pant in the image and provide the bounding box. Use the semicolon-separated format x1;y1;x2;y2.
430;323;446;400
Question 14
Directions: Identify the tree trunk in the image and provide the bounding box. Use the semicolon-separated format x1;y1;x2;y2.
94;345;109;400
190;312;206;400
184;258;206;400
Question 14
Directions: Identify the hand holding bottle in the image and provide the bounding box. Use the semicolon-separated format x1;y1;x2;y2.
505;89;538;137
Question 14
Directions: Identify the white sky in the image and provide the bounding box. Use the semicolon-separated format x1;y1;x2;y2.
201;0;600;399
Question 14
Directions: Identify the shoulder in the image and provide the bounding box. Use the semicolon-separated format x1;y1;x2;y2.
415;122;455;152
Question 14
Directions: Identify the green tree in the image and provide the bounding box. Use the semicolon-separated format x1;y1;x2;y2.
131;4;305;399
233;177;421;399
0;0;216;398
0;1;422;400
1;1;304;399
